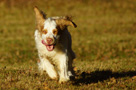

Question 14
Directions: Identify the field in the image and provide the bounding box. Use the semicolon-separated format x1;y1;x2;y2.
1;0;136;89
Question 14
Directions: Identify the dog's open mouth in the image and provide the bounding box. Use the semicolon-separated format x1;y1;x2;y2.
46;45;54;51
42;40;55;51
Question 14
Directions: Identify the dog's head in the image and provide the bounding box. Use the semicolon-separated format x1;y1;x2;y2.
34;6;77;51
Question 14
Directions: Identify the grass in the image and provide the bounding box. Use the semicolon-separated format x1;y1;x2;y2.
1;0;136;89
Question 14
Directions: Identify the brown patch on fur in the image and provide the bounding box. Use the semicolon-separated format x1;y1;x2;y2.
37;59;40;63
55;16;77;30
53;29;58;35
34;6;46;32
42;29;48;34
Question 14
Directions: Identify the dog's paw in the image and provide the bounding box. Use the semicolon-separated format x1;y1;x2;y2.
59;77;70;84
50;76;58;81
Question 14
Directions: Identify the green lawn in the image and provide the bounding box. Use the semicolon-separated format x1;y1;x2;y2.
0;0;136;89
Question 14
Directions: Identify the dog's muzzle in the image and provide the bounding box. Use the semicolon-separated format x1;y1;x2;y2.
42;40;55;51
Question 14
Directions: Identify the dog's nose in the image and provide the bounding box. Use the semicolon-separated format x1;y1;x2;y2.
46;38;53;44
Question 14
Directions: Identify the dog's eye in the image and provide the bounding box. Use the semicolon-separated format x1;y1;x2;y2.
42;29;47;34
53;29;58;35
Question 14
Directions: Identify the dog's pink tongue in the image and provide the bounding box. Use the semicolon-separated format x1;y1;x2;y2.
42;40;47;45
42;40;54;51
46;45;54;51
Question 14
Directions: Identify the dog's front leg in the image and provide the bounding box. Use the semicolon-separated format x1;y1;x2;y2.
38;55;57;80
57;54;70;83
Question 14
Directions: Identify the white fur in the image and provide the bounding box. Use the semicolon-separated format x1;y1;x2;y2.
42;18;59;44
34;17;75;83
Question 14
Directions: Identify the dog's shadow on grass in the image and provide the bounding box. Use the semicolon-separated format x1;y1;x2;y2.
73;70;136;85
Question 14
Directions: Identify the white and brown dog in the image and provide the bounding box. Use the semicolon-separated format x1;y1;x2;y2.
34;6;77;83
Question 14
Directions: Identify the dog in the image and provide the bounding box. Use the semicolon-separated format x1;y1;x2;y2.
34;6;77;83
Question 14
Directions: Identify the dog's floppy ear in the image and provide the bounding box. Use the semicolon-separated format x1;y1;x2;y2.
55;16;77;30
34;6;46;31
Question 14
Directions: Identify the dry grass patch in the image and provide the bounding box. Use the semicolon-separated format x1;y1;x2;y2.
1;0;136;89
